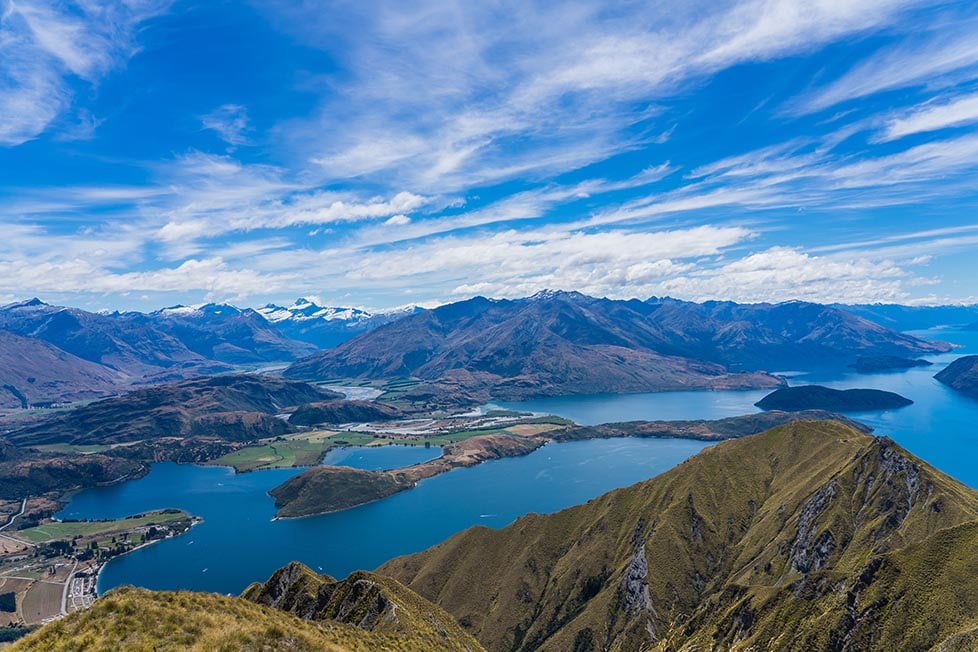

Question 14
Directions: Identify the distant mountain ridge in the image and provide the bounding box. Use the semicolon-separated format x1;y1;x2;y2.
0;298;323;407
837;302;978;331
5;374;340;447
285;291;950;400
256;297;423;349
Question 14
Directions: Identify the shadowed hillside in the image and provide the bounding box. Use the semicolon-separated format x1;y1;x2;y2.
6;375;341;446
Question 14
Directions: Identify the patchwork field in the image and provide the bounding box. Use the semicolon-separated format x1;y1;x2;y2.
16;510;188;544
21;581;61;625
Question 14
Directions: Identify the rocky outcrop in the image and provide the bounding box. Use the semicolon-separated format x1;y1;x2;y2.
789;480;839;574
242;561;484;651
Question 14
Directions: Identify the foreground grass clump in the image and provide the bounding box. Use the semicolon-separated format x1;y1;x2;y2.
11;587;466;652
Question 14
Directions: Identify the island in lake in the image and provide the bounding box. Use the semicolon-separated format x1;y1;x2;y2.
849;355;932;373
755;385;913;412
935;355;978;398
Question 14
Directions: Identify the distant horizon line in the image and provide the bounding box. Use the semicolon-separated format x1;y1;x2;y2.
5;291;978;317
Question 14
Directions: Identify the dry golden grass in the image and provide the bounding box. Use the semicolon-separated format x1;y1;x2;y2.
13;587;479;652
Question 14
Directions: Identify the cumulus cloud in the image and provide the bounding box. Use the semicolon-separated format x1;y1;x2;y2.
652;247;910;304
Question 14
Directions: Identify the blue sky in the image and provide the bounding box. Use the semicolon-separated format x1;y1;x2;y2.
2;0;978;312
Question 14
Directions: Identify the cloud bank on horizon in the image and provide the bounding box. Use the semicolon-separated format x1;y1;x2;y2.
2;0;978;311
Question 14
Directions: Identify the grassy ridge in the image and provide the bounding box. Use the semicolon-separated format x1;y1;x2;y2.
380;421;978;651
12;587;471;652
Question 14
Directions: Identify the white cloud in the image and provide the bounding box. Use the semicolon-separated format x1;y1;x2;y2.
653;246;911;303
202;104;251;146
267;0;925;192
792;27;978;115
879;92;978;140
0;0;171;146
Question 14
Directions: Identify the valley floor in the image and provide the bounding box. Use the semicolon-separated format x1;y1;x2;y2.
0;506;197;633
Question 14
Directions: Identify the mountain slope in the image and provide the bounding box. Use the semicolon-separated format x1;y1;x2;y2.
243;562;483;651
0;298;214;378
6;375;341;446
149;303;316;363
379;421;978;651
644;297;951;369
12;585;483;652
839;303;978;331
0;299;316;391
0;330;121;408
285;293;948;400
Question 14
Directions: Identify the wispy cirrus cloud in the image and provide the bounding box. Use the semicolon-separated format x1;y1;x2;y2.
267;0;926;192
878;92;978;140
202;104;251;147
0;0;171;146
790;24;978;115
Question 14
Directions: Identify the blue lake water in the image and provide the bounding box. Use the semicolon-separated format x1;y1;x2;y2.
498;328;978;489
320;445;441;470
62;437;708;595
60;327;978;594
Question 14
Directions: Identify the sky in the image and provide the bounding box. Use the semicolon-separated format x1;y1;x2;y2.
2;0;978;312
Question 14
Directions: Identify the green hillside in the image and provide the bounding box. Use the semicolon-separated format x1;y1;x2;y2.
379;421;978;651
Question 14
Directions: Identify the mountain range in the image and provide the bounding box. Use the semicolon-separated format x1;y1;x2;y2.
838;303;978;331
285;291;951;400
0;293;958;408
0;298;416;408
256;298;423;349
15;420;978;651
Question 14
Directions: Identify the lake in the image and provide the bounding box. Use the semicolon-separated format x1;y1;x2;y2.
320;444;441;470
61;327;978;594
497;328;978;488
62;437;708;595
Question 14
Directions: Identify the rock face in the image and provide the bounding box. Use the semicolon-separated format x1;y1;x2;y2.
755;385;913;412
379;421;978;651
242;561;483;651
7;375;340;446
935;355;978;397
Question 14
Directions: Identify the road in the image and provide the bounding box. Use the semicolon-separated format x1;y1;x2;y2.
0;498;26;531
60;560;78;616
0;498;35;549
